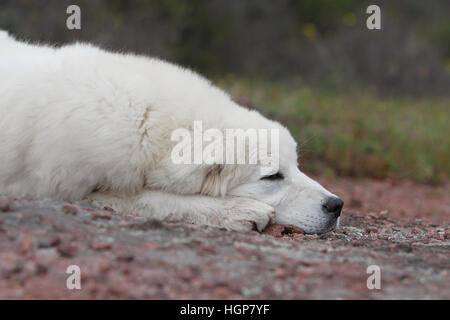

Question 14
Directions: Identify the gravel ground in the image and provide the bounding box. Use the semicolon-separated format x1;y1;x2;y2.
315;176;450;222
0;183;448;299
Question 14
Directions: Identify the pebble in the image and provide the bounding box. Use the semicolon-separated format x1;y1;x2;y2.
91;211;112;220
379;210;389;219
90;241;112;251
0;196;11;212
62;204;78;215
57;242;77;257
38;236;61;248
99;262;111;272
304;234;319;240
366;226;378;233
119;220;128;227
396;243;413;253
20;232;34;254
144;241;160;250
117;254;135;263
35;264;48;276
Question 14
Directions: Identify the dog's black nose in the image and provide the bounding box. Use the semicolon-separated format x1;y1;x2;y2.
322;197;344;218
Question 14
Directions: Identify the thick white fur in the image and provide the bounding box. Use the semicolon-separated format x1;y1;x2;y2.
0;31;339;233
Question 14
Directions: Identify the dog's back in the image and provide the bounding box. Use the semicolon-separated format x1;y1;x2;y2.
0;34;146;200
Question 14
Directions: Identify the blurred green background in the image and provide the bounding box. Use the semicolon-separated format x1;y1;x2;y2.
1;0;449;183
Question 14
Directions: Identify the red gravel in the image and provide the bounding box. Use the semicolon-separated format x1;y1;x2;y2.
314;175;450;222
0;179;448;299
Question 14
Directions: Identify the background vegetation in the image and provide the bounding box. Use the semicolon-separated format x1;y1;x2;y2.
221;79;449;183
1;0;449;182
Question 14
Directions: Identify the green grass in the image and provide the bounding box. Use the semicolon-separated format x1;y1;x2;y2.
217;78;450;183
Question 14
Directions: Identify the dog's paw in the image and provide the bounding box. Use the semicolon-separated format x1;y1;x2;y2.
220;197;275;232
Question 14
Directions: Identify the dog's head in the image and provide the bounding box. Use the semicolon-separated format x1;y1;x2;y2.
197;123;343;234
157;111;343;234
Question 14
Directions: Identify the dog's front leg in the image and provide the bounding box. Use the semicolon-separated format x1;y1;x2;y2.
84;190;275;232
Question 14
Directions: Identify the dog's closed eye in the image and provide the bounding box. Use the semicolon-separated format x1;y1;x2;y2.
261;172;284;180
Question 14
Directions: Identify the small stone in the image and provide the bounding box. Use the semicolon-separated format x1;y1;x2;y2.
396;243;413;253
35;264;48;276
91;210;112;220
0;196;12;212
144;241;160;250
304;234;319;240
119;220;128;227
128;219;164;230
20;232;34;254
38;236;61;248
11;212;24;218
62;204;78;215
411;227;422;234
281;224;305;236
57;242;77;257
367;213;377;219
90;241;112;251
379;210;389;219
274;268;288;277
262;224;285;237
366;226;378;233
117;254;135;263
430;223;439;227
99;262;111;272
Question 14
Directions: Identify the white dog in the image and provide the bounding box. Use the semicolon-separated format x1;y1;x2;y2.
0;31;343;233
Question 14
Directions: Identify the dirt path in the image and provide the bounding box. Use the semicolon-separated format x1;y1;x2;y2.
0;179;448;299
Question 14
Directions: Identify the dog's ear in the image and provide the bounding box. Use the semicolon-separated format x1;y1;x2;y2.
200;164;233;197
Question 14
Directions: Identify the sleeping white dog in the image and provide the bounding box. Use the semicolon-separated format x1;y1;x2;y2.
0;31;343;233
